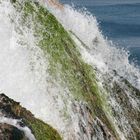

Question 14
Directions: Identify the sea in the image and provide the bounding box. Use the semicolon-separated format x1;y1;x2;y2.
60;0;140;66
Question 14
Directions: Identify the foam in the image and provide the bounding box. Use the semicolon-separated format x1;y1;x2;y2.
0;116;36;140
46;3;140;90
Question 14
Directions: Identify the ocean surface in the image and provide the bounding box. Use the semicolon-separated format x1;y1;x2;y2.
61;0;140;66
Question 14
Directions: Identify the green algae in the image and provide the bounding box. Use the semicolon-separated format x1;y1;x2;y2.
19;107;62;140
0;93;62;140
18;102;62;140
11;0;119;139
25;119;62;140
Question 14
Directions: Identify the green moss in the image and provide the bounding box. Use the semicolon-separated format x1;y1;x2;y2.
11;0;118;139
18;105;62;140
25;119;62;140
10;0;16;3
0;93;62;140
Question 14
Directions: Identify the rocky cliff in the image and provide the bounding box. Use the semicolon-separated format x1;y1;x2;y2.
0;93;61;140
0;0;139;140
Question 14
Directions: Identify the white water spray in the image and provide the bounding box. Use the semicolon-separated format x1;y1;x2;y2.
0;1;139;140
46;3;140;90
43;2;140;139
0;116;36;140
0;1;96;139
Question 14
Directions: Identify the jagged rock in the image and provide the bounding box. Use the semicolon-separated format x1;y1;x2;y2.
0;123;28;140
92;117;115;140
0;0;139;139
102;73;140;140
0;94;61;140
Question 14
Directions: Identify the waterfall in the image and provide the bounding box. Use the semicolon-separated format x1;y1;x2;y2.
0;0;139;139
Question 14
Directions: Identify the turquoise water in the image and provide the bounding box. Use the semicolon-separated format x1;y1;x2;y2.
61;0;140;66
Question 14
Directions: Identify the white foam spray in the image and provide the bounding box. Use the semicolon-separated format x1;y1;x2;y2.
43;2;140;139
0;0;68;134
0;116;36;140
0;1;96;139
0;1;140;140
46;3;140;90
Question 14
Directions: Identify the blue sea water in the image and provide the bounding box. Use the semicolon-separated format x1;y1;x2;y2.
60;0;140;66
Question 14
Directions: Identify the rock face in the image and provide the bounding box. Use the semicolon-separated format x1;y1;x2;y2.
0;94;21;119
0;94;116;140
0;94;61;140
0;0;139;140
0;123;27;140
9;1;119;139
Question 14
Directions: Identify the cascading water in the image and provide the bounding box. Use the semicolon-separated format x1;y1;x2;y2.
0;0;139;140
0;1;100;139
48;3;140;89
46;2;140;140
0;116;36;140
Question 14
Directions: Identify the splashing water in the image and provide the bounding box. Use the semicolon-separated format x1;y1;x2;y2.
44;2;140;139
0;1;98;139
0;0;140;140
47;3;140;89
0;116;36;140
0;0;71;138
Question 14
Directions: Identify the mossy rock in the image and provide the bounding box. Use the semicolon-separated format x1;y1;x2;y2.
0;123;27;140
10;0;119;139
0;94;61;140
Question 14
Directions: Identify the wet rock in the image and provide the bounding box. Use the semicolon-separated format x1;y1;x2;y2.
102;72;140;140
0;123;28;140
92;117;115;140
72;101;116;140
0;93;61;140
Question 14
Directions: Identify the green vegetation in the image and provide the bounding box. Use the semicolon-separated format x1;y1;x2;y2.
25;119;62;140
21;0;102;111
11;0;119;139
18;104;61;140
16;103;62;140
0;93;62;140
